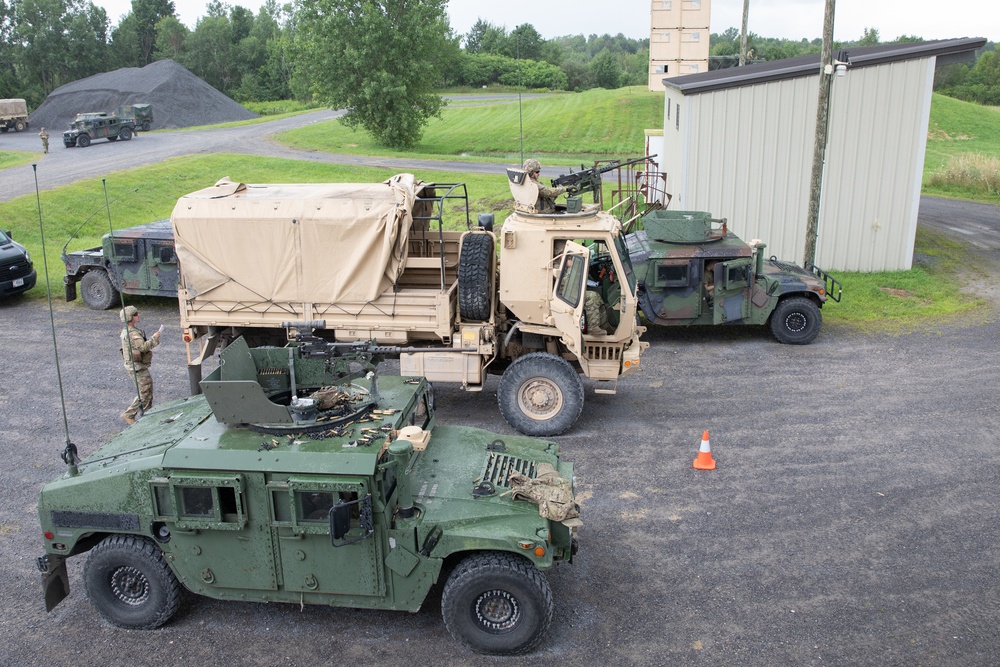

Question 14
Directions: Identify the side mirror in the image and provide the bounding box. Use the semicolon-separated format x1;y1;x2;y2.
477;213;494;232
329;494;374;548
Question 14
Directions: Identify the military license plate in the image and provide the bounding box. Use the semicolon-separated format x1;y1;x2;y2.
12;278;23;287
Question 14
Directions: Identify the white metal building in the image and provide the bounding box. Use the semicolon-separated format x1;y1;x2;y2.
651;39;985;271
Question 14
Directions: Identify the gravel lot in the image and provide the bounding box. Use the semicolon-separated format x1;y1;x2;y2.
3;278;1000;666
3;113;1000;665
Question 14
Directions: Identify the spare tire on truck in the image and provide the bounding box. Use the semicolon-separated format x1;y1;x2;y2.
458;232;494;322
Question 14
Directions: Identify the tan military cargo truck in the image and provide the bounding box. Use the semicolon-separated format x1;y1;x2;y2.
173;172;647;436
0;98;29;132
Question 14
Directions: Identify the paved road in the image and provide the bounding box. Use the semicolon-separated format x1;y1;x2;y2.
0;104;532;203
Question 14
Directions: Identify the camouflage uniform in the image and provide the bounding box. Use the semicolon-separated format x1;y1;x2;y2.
38;128;49;154
584;290;610;334
523;158;568;213
120;306;160;423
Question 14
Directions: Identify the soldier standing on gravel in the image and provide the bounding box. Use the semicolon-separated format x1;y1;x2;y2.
119;305;162;425
523;158;569;213
38;127;48;154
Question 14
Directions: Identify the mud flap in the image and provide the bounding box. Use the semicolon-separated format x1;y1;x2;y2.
39;554;70;612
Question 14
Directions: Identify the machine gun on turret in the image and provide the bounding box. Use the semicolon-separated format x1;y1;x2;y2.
551;155;656;203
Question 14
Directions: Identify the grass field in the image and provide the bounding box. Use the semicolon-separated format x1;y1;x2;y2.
276;87;662;165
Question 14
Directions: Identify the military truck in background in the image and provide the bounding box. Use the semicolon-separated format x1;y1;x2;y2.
37;337;579;655
173;173;648;436
626;210;842;345
63;111;136;147
0;98;29;132
62;219;178;309
118;103;153;131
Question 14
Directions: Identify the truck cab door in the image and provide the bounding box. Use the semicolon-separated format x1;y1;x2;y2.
107;237;146;292
272;477;385;597
148;240;178;295
549;241;590;358
712;257;752;324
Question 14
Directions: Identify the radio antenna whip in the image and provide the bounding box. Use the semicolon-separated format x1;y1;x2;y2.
33;164;78;475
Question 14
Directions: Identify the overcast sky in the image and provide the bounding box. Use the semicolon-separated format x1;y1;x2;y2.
94;0;998;44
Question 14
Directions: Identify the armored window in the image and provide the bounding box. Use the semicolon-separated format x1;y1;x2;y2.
280;477;368;535
656;262;691;287
152;242;175;264
555;253;586;308
112;240;137;262
726;264;749;287
149;474;246;530
408;388;432;429
181;487;214;517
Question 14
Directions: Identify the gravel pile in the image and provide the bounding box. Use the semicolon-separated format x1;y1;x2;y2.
29;59;258;131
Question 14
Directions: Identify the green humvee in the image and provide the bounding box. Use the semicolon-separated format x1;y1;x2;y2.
62;112;136;148
36;337;579;655
62;220;178;310
626;210;842;344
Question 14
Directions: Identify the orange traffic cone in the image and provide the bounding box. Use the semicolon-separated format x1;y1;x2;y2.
693;430;716;470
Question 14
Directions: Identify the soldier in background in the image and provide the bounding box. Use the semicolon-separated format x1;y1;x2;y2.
119;305;162;425
38;127;48;154
523;158;569;213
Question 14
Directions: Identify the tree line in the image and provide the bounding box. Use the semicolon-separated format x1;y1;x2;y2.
1;0;997;149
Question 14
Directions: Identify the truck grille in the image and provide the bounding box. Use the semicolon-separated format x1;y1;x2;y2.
480;453;537;489
0;257;32;279
584;343;622;361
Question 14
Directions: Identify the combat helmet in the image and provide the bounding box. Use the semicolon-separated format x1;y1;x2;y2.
522;158;541;174
120;305;138;322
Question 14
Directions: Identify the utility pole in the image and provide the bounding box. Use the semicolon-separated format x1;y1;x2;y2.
739;0;750;66
804;0;836;267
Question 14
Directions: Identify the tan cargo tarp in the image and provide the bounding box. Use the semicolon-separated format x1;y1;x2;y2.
171;174;418;305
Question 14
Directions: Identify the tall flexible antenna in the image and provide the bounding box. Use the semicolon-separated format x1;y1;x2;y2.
60;188;138;257
33;164;78;476
104;179;145;419
517;33;524;165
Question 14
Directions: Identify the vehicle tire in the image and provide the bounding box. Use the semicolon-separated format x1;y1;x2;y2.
142;121;151;132
458;233;493;322
0;126;8;133
80;270;120;310
119;127;133;141
498;352;584;436
441;552;554;656
769;296;822;344
77;134;91;148
14;119;26;132
83;534;182;630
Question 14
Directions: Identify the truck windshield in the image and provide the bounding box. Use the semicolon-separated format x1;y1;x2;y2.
613;233;637;294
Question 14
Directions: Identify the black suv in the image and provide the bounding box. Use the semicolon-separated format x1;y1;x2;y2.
0;229;36;297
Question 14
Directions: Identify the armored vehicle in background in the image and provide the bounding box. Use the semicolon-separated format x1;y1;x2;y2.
63;111;136;147
627;210;841;344
0;98;29;132
118;103;153;131
37;337;579;655
174;173;647;436
62;219;178;310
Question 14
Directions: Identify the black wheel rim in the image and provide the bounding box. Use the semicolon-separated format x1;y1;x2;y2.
109;565;151;607
474;589;521;634
784;312;807;333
